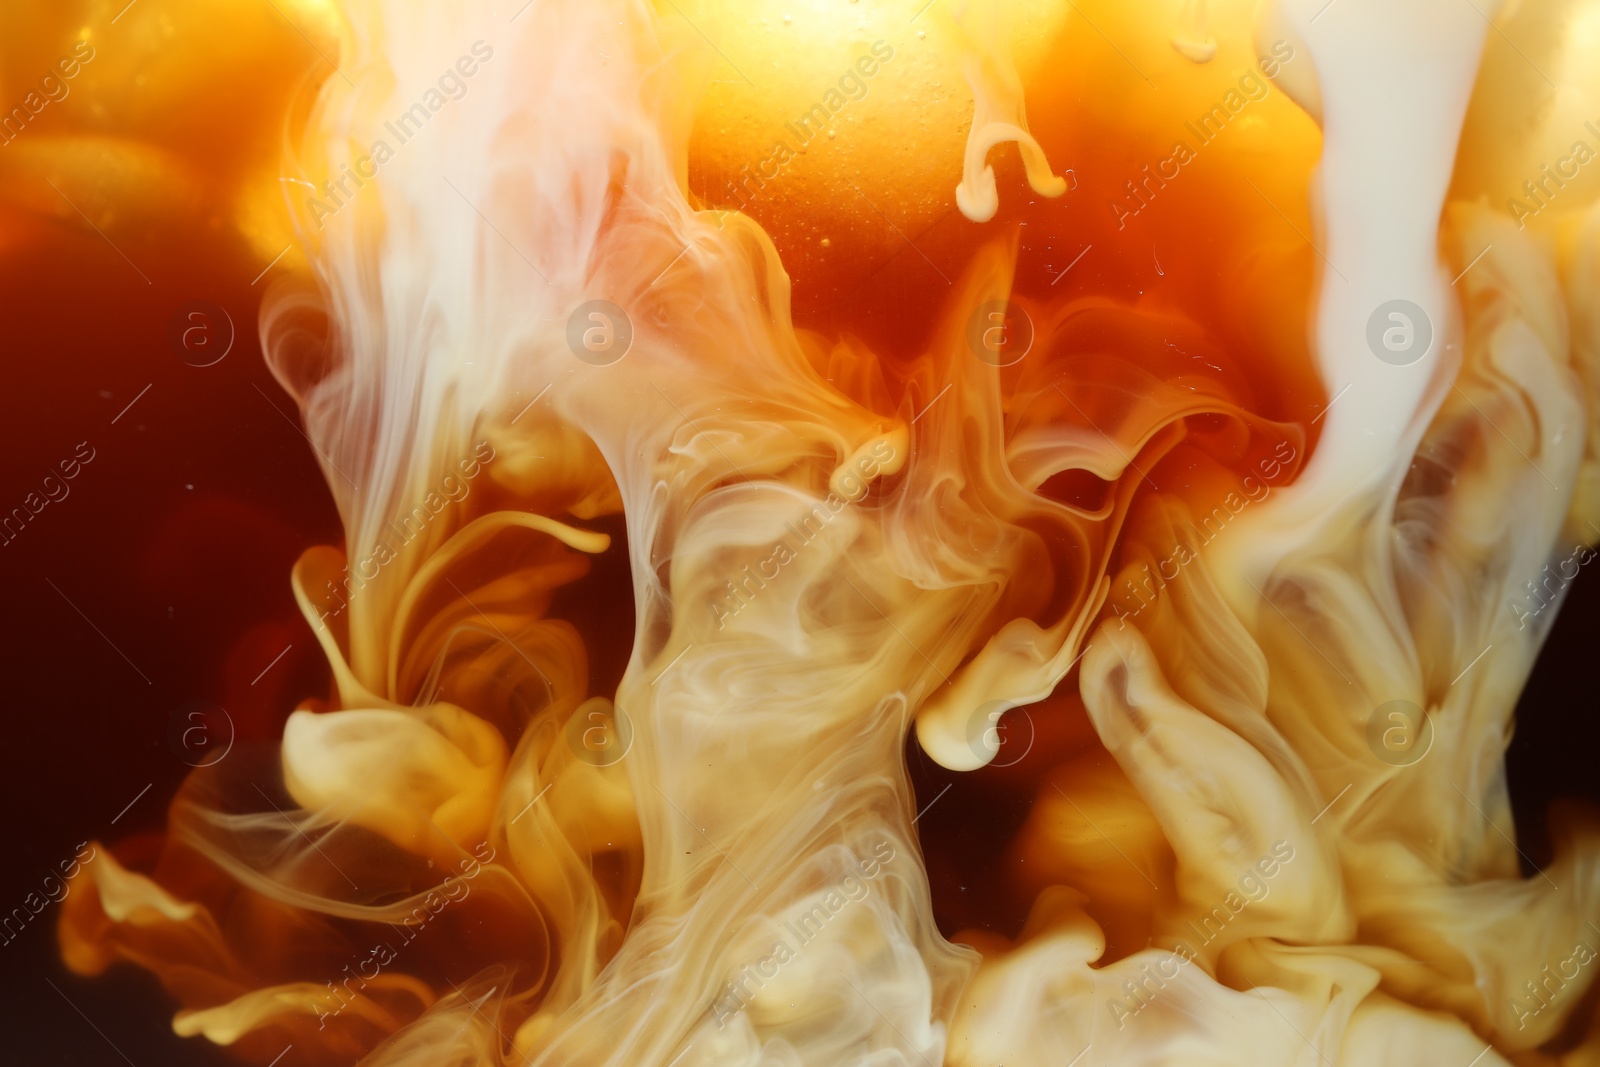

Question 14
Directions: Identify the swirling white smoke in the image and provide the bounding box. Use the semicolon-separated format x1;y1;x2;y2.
60;1;1600;1064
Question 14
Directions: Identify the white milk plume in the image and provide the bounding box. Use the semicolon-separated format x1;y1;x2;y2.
57;1;1600;1066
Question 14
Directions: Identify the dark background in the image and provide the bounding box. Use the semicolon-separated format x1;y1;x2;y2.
0;214;339;1064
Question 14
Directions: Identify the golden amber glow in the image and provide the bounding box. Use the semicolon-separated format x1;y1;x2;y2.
6;0;1598;1064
